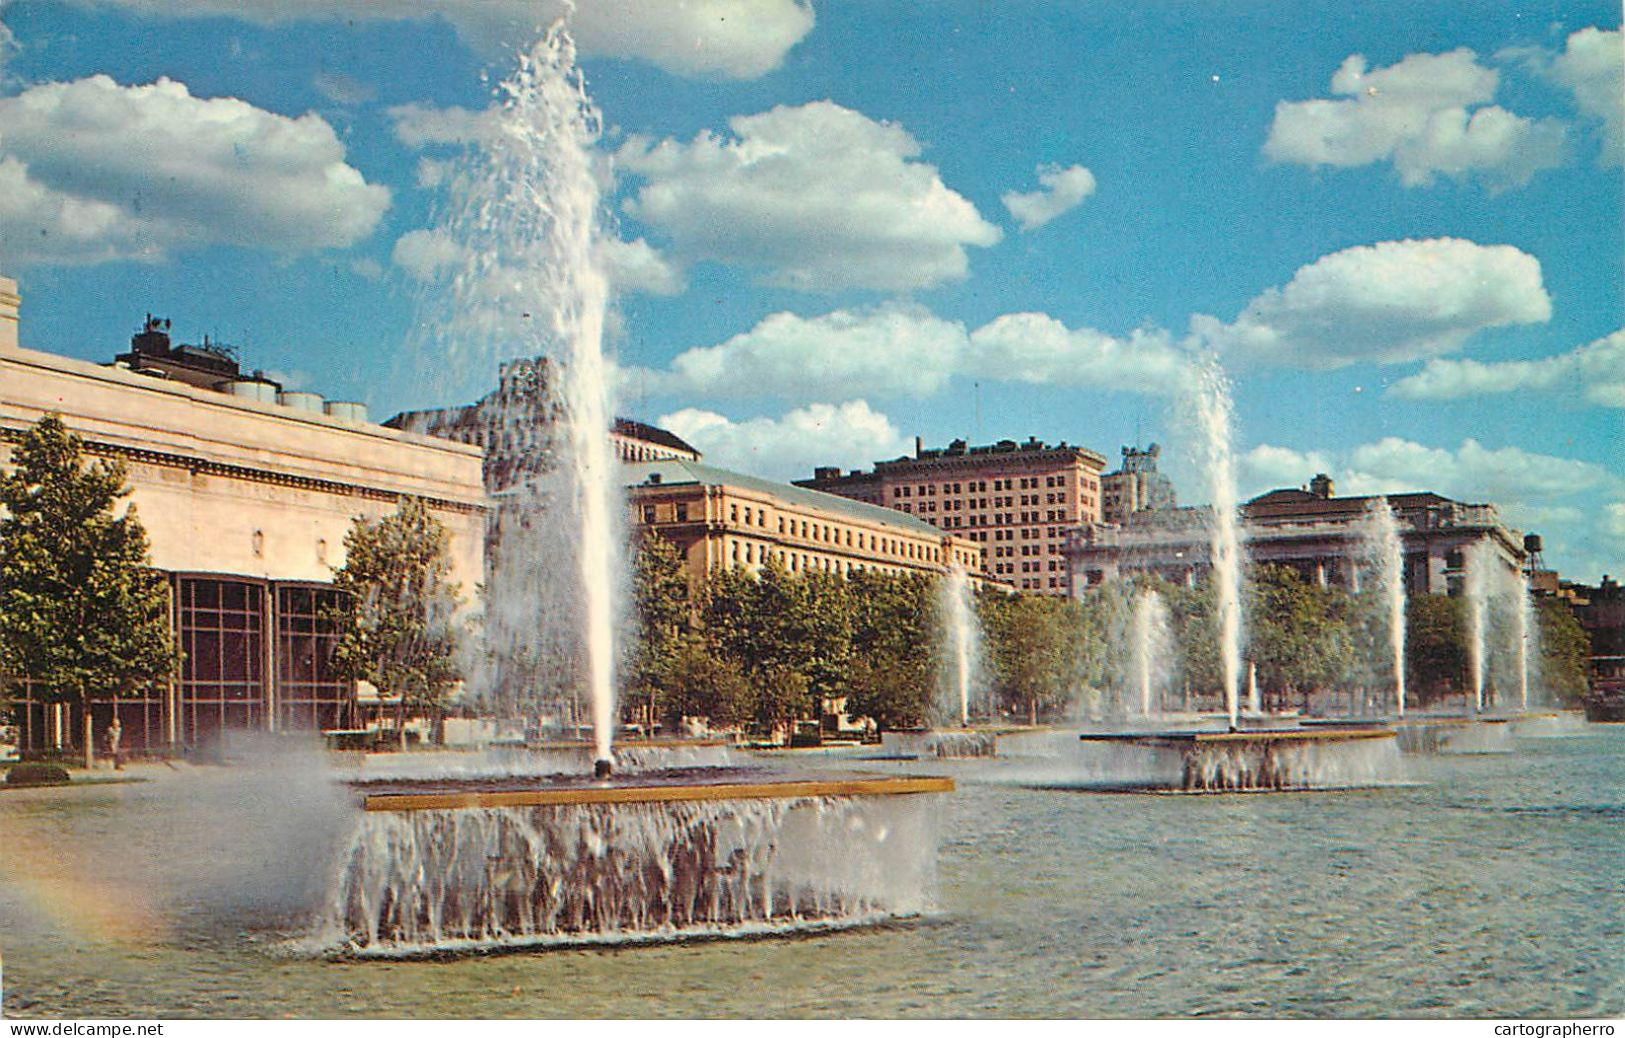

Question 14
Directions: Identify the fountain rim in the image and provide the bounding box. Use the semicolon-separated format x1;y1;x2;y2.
362;774;954;812
1078;728;1396;746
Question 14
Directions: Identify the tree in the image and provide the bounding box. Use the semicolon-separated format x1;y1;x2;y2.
1407;592;1467;705
980;591;1085;724
657;633;752;731
1535;598;1590;706
843;569;935;730
626;532;692;729
1245;565;1358;711
0;414;174;766
327;497;463;745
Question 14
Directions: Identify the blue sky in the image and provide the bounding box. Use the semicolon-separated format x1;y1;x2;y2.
1;1;1620;580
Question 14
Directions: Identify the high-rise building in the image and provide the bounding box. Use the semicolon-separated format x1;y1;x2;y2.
1100;443;1177;524
797;436;1108;594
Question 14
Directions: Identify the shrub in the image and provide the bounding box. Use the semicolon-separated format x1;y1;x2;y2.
6;762;71;786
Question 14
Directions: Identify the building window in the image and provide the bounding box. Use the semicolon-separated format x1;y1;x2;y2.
179;577;265;747
675;503;689;522
276;585;351;732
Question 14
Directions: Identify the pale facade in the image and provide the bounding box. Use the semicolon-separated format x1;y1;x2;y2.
627;460;983;587
799;436;1107;594
0;279;486;753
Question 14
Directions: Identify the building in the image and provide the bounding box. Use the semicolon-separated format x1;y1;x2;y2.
0;277;487;754
1555;576;1625;686
385;357;700;493
1064;473;1527;596
797;436;1108;594
1100;443;1178;525
627;459;983;587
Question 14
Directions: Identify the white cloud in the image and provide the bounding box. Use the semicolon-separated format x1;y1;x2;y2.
1549;27;1624;165
388;102;500;148
658;401;911;481
1264;48;1566;188
0;2;17;83
617;101;1003;292
634;304;1195;403
80;1;814;80
1389;329;1625;408
1242;437;1624;580
1001;163;1096;231
967;313;1192;393
390;228;466;280
595;236;685;296
0;75;389;266
1193;237;1551;369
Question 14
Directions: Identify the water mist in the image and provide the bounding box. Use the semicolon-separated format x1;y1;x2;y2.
1192;359;1244;729
1357;500;1407;717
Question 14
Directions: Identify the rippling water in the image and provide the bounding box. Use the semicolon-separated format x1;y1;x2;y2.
1;727;1619;1018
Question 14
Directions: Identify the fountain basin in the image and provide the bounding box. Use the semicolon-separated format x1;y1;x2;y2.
879;729;1000;759
1392;716;1514;755
1076;728;1398;792
320;768;952;956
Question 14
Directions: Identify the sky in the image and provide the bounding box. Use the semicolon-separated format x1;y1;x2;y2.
0;0;1620;581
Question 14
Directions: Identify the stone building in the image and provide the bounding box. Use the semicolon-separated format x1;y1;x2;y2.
1064;473;1527;596
385;357;699;494
0;277;487;754
1100;443;1178;525
798;436;1107;594
628;459;983;587
1556;576;1625;685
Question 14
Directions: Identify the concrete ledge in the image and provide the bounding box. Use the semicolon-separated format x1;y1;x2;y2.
1080;728;1395;746
364;774;954;812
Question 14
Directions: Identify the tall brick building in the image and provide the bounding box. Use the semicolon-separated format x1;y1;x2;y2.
797;436;1108;594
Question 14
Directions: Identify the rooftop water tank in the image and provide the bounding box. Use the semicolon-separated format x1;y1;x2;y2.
324;400;368;423
279;391;325;413
226;378;279;404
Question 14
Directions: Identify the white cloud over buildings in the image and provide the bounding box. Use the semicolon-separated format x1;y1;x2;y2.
0;75;389;265
79;0;814;80
659;400;911;481
1263;47;1567;188
1001;164;1096;231
1390;328;1625;408
1548;27;1624;166
616;101;1003;293
1192;238;1551;369
632;304;1195;404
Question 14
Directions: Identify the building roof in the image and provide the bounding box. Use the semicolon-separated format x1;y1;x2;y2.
613;417;698;456
624;459;951;539
1243;488;1461;520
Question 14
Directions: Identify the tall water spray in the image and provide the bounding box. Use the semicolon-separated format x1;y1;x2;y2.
1131;588;1173;717
1192;359;1244;729
1464;539;1492;713
426;28;620;766
940;565;982;727
1358;500;1407;717
1510;569;1535;711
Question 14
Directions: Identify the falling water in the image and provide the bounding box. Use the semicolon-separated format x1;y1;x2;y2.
939;564;982;727
1358;500;1408;718
1192;359;1243;729
1464;539;1493;713
1131;589;1173;716
427;27;620;765
1510;569;1535;711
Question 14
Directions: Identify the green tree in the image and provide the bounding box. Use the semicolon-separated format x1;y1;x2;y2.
327;497;463;745
658;633;752;730
1535;597;1590;706
1245;565;1358;711
843;569;935;730
980;591;1085;724
626;532;692;729
1406;592;1467;705
0;414;175;766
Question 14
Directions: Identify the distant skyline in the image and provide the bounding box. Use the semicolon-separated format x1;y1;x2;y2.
0;1;1619;579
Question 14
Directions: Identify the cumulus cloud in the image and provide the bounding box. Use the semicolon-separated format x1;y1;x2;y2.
1549;27;1624;165
617;101;1003;293
387;102;501;148
1389;328;1625;408
80;0;814;80
1241;437;1624;579
633;304;1195;403
1264;47;1567;188
658;401;912;481
0;74;389;265
1193;237;1551;369
596;236;685;296
1001;163;1096;231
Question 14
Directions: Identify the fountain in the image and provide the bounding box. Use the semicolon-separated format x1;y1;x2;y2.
1464;538;1493;714
940;564;981;728
321;22;953;953
1130;588;1173;717
1357;499;1407;718
879;568;997;759
1049;359;1398;791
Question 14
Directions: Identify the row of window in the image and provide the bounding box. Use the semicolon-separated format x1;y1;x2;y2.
726;540;925;579
890;473;1097;500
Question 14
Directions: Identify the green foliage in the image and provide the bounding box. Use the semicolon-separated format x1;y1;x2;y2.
1407;593;1467;703
1536;597;1590;706
0;414;175;712
658;633;752;729
979;591;1088;724
1245;565;1358;709
626;532;692;721
327;497;463;728
843;569;935;729
6;762;70;786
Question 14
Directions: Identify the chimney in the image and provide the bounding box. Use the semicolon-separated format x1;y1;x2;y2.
0;275;18;351
1309;473;1334;499
914;435;923;458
